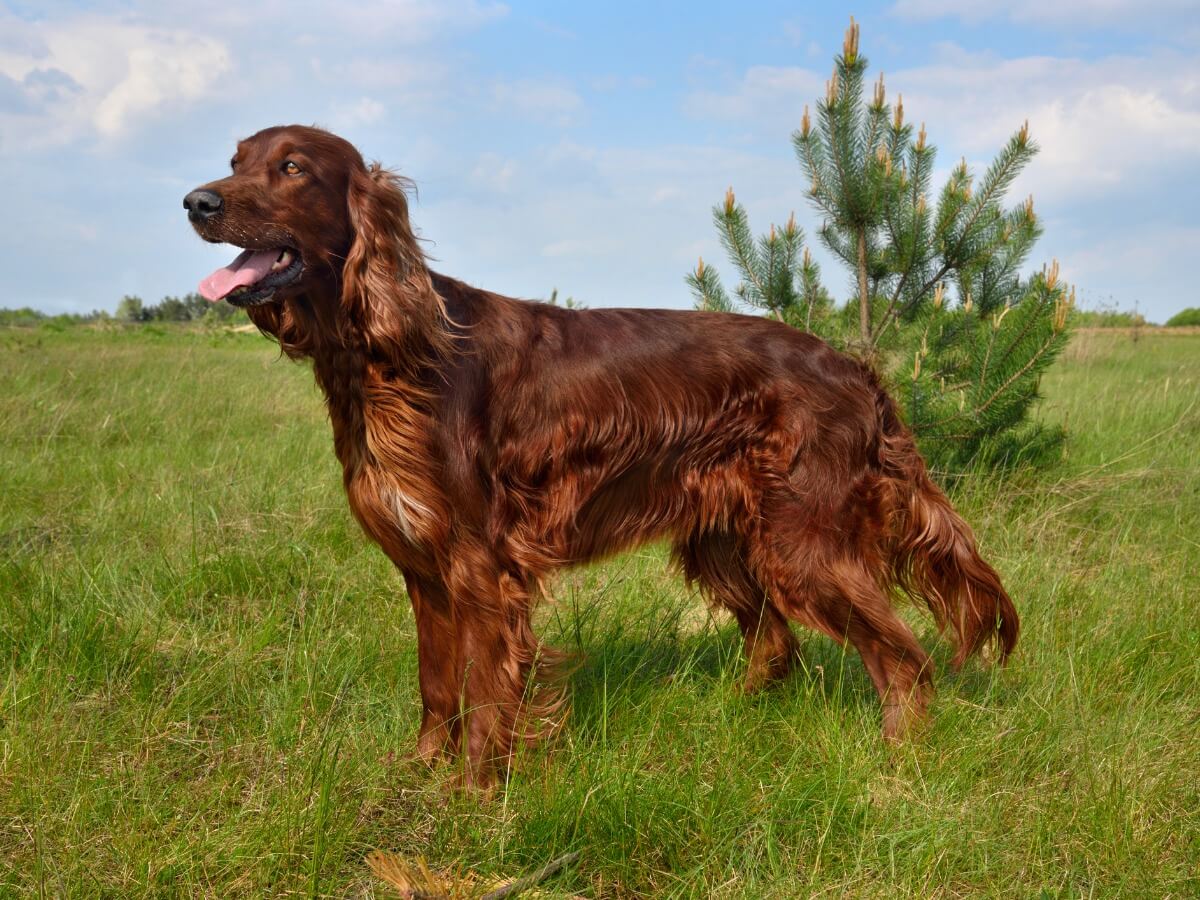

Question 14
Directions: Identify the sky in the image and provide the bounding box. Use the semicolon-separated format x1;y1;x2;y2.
1;0;1197;322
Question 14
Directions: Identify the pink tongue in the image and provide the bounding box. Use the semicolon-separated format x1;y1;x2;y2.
198;248;282;301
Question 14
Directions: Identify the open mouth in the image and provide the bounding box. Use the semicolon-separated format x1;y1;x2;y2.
198;247;303;307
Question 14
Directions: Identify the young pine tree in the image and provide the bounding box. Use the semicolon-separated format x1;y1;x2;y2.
689;18;1074;470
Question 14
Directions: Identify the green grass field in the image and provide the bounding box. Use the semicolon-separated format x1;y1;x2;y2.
2;324;1198;897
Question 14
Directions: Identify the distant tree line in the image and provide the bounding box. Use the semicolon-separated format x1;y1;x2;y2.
0;307;108;327
1070;308;1149;328
0;294;248;327
114;293;246;324
1069;306;1200;328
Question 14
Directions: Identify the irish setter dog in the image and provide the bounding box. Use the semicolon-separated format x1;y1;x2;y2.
185;125;1018;784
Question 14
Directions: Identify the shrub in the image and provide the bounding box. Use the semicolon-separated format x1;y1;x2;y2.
116;295;148;322
1166;307;1200;327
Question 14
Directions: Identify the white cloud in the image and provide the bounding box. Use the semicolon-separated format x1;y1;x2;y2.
326;57;447;90
335;97;387;127
307;56;453;122
0;1;512;150
684;65;824;123
491;78;582;126
328;0;508;36
159;0;509;42
0;15;231;147
591;73;654;92
891;0;1195;26
541;237;620;259
1064;225;1200;290
469;152;519;192
93;37;229;136
682;48;1200;206
879;49;1200;205
650;186;682;205
420;140;802;310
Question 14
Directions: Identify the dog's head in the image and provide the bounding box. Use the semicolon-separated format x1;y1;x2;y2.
184;125;423;314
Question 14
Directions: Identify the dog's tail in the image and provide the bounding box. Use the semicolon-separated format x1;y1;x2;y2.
870;376;1019;668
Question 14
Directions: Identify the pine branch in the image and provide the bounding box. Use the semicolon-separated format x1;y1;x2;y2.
941;125;1035;268
687;256;735;312
931;331;1061;429
1000;266;1062;361
715;192;771;307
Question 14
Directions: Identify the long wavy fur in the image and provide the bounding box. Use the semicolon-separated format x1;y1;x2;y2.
872;380;1020;668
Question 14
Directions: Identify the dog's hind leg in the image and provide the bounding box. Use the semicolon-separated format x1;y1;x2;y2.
748;510;933;740
675;532;800;693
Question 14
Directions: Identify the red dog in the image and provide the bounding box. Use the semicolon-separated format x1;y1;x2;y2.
185;125;1017;783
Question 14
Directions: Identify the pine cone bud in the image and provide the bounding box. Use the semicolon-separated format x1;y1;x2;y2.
1053;293;1070;332
843;16;859;63
1044;259;1060;291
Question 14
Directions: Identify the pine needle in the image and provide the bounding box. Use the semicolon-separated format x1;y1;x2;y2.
365;849;582;900
366;851;450;899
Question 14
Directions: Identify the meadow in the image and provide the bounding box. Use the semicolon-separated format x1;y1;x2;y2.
1;323;1197;897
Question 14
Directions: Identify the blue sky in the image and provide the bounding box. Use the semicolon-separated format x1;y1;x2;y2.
2;0;1197;321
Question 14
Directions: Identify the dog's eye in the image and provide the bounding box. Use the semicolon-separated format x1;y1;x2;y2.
282;160;303;176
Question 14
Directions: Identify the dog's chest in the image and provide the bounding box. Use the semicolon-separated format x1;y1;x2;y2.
378;478;430;541
324;364;443;559
343;464;436;564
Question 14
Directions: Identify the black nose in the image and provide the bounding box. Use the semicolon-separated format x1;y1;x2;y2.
183;189;223;222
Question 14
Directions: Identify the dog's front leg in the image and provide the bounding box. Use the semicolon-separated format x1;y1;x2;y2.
403;573;462;764
443;546;561;787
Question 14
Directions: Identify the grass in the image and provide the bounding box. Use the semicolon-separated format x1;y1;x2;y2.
1;323;1198;897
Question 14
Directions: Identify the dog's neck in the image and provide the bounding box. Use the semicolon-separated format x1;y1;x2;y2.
251;273;449;489
247;263;451;364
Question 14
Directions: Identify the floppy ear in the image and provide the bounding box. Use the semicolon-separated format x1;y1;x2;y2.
342;162;443;353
